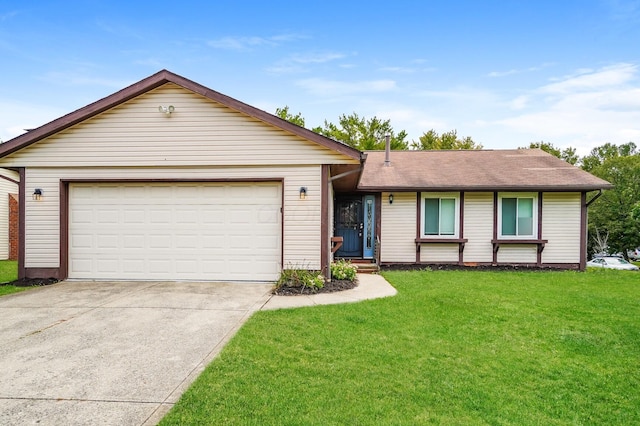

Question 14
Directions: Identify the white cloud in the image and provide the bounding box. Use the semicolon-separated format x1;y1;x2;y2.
509;95;529;110
208;36;270;50
488;63;552;78
295;78;397;96
266;52;347;74
208;33;304;50
496;63;640;154
373;107;447;140
289;52;344;64
541;63;637;93
378;66;418;73
488;69;519;78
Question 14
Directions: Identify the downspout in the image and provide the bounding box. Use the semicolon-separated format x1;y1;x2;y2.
586;189;603;207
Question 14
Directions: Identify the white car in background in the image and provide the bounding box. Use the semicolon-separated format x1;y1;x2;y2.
628;248;640;261
587;256;639;271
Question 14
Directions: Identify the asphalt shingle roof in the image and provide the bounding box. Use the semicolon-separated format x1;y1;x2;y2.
358;149;612;191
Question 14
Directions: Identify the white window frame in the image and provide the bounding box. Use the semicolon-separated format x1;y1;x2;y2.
420;192;460;238
497;192;538;239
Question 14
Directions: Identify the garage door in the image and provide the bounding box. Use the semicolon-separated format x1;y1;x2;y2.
68;182;282;281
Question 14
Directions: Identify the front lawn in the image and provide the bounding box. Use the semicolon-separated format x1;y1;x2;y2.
0;260;23;297
161;270;640;425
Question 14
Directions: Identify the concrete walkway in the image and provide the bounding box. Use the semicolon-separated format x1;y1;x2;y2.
261;273;397;310
0;274;396;425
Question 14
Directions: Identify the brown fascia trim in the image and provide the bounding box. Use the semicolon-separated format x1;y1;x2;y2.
0;69;362;161
537;192;543;266
357;185;613;192
415;193;421;263
0;173;19;185
320;165;330;279
18;168;26;279
60;177;285;183
492;193;498;265
580;192;587;271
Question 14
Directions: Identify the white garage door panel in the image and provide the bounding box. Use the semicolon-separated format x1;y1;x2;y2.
69;182;282;281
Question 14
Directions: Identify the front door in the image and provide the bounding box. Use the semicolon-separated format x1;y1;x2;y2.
334;197;363;257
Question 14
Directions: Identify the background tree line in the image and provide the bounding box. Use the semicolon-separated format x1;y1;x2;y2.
276;106;640;259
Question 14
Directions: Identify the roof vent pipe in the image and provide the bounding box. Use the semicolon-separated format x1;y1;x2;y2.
384;134;391;167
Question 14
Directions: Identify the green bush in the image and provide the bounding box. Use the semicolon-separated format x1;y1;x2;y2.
331;259;357;281
276;268;325;291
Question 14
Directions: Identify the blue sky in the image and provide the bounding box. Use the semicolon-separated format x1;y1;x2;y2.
1;0;639;154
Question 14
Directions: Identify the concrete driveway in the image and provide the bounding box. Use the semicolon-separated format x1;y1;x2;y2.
0;280;273;426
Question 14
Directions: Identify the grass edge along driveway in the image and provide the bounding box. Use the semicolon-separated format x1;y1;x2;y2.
0;260;21;297
160;269;640;425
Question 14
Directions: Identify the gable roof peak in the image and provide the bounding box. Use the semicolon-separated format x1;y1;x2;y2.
0;70;362;160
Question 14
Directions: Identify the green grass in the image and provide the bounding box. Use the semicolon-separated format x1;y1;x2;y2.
0;260;22;297
161;270;640;425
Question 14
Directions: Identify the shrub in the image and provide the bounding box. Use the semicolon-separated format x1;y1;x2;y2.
331;259;357;281
276;267;325;291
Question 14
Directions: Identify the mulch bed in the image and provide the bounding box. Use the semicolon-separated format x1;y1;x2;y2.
1;278;59;287
380;264;575;272
273;278;358;296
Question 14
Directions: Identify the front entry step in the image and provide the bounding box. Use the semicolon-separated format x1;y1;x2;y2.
352;262;380;274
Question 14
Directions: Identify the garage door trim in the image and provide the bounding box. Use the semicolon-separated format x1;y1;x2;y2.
59;178;284;281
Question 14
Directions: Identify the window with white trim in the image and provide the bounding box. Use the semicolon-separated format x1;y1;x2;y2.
498;193;537;238
421;193;460;238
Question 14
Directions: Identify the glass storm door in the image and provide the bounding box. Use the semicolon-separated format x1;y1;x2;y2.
335;198;363;257
362;195;375;258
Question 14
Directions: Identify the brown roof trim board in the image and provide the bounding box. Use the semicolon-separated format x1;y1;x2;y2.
0;70;363;160
358;149;612;192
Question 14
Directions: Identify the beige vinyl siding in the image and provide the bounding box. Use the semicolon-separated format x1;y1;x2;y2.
419;244;458;262
541;193;581;264
463;192;493;262
497;246;537;263
0;84;358;168
380;192;416;263
24;166;322;270
0;169;18;259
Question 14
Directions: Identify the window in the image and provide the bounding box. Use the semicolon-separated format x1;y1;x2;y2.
499;194;537;238
421;193;459;237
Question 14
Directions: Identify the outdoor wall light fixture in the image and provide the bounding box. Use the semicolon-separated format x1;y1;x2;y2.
33;188;43;201
158;105;175;116
389;193;394;204
299;187;308;200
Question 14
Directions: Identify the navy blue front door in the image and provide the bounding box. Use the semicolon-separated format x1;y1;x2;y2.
335;198;363;257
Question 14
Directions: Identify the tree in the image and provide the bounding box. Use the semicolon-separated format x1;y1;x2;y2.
275;106;305;128
581;142;637;173
312;113;408;150
631;202;640;222
522;142;579;165
411;129;482;150
586;148;640;257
